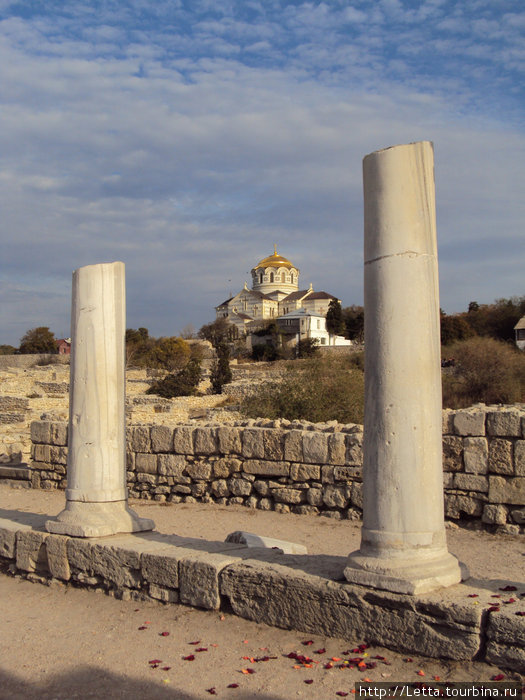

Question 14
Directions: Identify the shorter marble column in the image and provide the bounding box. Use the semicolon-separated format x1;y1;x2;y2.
46;262;154;537
344;142;465;594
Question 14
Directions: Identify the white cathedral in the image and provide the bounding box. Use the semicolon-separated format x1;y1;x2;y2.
216;248;351;347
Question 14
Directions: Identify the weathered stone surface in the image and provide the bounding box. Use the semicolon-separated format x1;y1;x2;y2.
453;410;486;437
149;583;178;603
0;524;17;559
283;430;303;462
511;508;525;524
486;409;522;438
303;432;328;464
442;436;464;472
194;427;218;455
150;426;173;453
327;433;346;465
50;423;68;446
253;480;268;496
482;504;507;525
514;440;525;476
486;609;525;672
272;488;305;505
290;464;320;481
179;551;241;610
135;452;157;474
31;421;51;445
463;437;488;474
263;430;284;461
225;531;307;554
173;426;194;454
157;454;186;477
242;429;265;459
213;458;241;478
243;460;289;477
186;462;212;480
345;434;363;465
489;439;514;475
334;466;361;481
307;488;323;507
350;482;363;508
220;560;481;660
33;444;51;462
445;495;484;519
49;445;67;465
489;476;525;505
211;479;230;497
454;474;488;493
45;534;70;580
442;409;455;435
217;427;242;455
321;465;335;484
142;551;179;588
16;530;48;573
132;426;151;453
67;539;142;588
229;478;252;496
323;484;350;509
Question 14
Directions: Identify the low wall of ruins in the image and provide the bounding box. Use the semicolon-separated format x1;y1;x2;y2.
28;405;525;531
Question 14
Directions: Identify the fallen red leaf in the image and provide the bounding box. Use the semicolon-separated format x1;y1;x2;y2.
206;688;217;695
373;655;386;660
324;662;334;669
504;599;517;604
159;632;170;637
417;670;425;676
404;658;413;663
241;668;256;675
433;676;441;682
515;612;525;616
161;667;171;671
336;693;349;697
149;659;162;665
304;679;314;684
302;640;314;645
227;683;239;688
188;641;201;645
332;657;342;662
500;586;517;592
468;594;479;598
491;594;502;598
491;674;505;681
183;655;195;661
315;648;326;654
196;648;208;652
488;606;501;612
138;626;148;630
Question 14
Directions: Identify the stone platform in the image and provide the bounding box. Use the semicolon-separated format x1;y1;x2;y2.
1;511;524;673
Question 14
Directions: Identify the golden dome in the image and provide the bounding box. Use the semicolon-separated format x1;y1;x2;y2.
254;247;295;270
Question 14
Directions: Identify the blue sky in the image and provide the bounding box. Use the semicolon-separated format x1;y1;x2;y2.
1;0;523;345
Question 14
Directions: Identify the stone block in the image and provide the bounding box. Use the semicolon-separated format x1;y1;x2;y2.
453;474;488;493
135;453;158;475
253;480;268;496
217;427;242;454
441;409;455;435
514;440;525;476
290;464;320;481
67;539;142;589
345;433;363;465
157;454;186;477
445;495;484;519
186;461;212;480
49;445;68;465
323;484;350;509
132;426;151;453
16;531;49;573
142;551;179;588
179;551;241;610
213;458;241;478
191;482;207;497
50;423;68;446
283;430;303;462
0;524;17;559
263;430;284;461
327;433;346;465
488;439;514;475
271;487;304;504
225;531;307;554
31;421;50;445
489;476;525;505
150;426;173;453
486;609;525;672
229;478;252;496
463;437;488;474
486;409;522;437
482;504;508;525
211;479;229;497
442;436;464;472
149;584;178;603
511;508;525;524
321;465;335;483
453;410;486;437
173;426;194;454
258;498;272;510
242;429;265;459
220;560;481;660
243;460;289;477
45;535;70;580
194;427;218;455
307;488;323;506
303;432;328;464
33;444;51;462
351;482;363;508
443;472;454;488
334;466;361;481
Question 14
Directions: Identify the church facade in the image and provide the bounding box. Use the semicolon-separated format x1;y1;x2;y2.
216;248;351;347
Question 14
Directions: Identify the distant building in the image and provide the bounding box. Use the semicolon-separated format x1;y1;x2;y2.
56;338;71;355
514;316;525;351
216;248;351;347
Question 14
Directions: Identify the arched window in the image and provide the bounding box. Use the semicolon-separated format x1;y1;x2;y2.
291;274;294;284
270;272;274;283
281;272;285;283
259;273;263;284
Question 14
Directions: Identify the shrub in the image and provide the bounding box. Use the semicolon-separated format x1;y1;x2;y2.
241;355;364;424
146;357;202;398
442;337;525;407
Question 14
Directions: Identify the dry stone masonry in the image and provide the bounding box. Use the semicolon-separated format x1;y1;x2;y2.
29;405;525;531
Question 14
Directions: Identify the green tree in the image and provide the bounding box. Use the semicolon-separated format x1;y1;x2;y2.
342;305;364;342
0;345;16;355
200;319;234;393
440;313;476;345
146;357;202;398
19;327;57;354
325;299;345;336
146;336;190;372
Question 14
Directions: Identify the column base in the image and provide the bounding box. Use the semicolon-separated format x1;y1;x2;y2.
46;500;155;538
344;549;467;595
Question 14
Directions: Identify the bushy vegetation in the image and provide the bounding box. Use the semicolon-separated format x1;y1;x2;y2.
146;357;202;399
241;355;364;424
199;318;233;394
440;296;525;344
125;328;191;371
442;336;525;407
19;327;57;354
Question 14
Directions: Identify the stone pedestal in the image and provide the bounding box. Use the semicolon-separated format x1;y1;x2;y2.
344;142;466;594
46;262;154;537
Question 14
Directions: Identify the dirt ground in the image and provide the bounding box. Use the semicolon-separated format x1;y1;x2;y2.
1;485;524;699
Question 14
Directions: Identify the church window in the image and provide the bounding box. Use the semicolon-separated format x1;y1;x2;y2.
270;272;274;283
291;274;294;284
281;272;285;282
259;273;263;284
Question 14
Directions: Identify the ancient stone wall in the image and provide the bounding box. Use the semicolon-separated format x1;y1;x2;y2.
29;405;525;531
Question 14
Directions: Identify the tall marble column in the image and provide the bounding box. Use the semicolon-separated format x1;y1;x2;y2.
344;142;465;594
46;262;154;537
